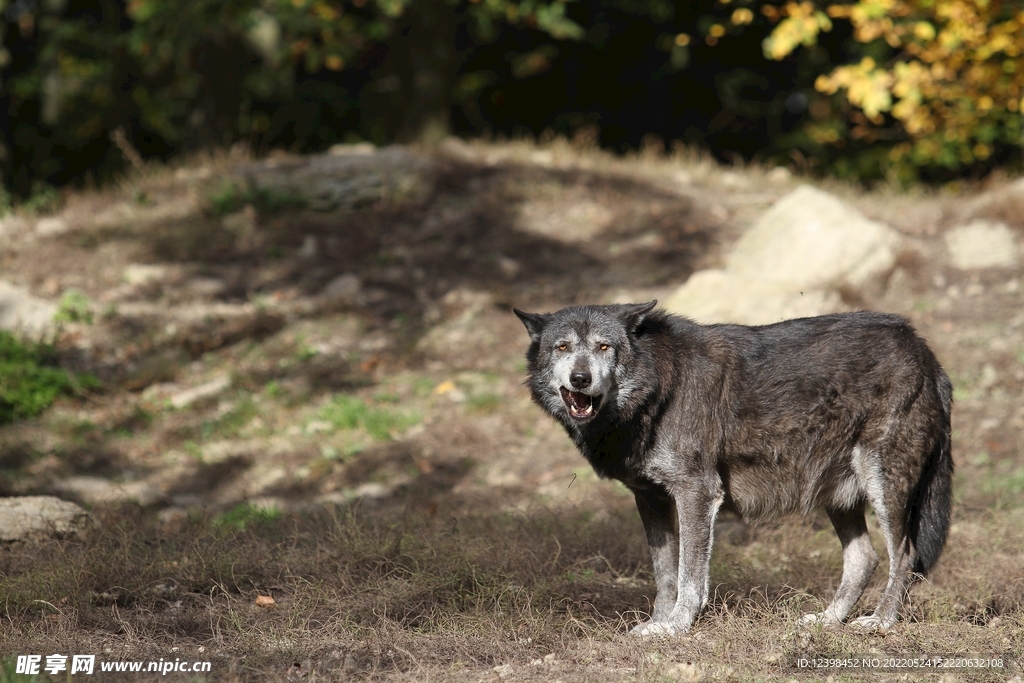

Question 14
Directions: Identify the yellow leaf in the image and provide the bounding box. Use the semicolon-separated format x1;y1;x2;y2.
433;380;456;396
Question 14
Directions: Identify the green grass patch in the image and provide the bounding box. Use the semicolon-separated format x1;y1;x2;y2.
0;332;82;425
982;465;1024;509
199;397;258;440
53;289;94;325
213;503;282;531
467;392;502;414
320;395;419;440
207;178;306;217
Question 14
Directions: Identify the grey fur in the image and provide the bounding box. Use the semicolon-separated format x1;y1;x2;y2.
514;303;953;635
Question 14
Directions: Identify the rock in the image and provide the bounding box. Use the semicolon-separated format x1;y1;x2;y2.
35;216;69;236
53;477;164;507
665;269;840;325
665;185;901;325
328;142;375;156
319;273;362;305
0;496;91;541
0;280;57;339
944;220;1019;270
233;146;434;212
123;263;175;285
299;234;318;259
185;277;227;298
170;375;232;409
726;185;900;291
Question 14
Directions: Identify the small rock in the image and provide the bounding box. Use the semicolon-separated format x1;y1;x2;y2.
945;220;1019;269
328;142;375;156
186;277;227;297
319;273;362;304
170;375;232;409
492;664;514;679
124;263;172;285
35;216;69;236
0;496;91;541
299;235;318;259
496;255;520;279
0;280;57;339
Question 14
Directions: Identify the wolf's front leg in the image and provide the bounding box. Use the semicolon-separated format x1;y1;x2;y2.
664;479;723;634
631;487;678;633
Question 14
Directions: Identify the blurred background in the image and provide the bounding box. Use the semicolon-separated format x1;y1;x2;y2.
1;0;1022;203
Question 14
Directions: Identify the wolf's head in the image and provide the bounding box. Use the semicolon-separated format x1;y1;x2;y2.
513;301;658;426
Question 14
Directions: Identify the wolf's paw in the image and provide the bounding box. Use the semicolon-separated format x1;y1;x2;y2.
850;614;894;631
796;612;839;628
631;621;683;638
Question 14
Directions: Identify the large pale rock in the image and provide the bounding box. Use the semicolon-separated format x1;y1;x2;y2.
944;220;1019;270
665;185;901;325
233;146;434;212
0;496;91;541
664;269;841;326
0;280;56;339
727;185;900;290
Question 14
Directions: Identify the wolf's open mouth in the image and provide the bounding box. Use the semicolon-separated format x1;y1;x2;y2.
559;387;602;420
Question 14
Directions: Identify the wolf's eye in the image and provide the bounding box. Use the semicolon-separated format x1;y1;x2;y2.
557;344;568;351
599;344;609;351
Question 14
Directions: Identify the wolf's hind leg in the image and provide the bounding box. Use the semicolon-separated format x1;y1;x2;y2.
851;485;917;630
800;503;878;626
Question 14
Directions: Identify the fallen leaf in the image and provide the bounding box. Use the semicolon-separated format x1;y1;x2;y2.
432;379;456;395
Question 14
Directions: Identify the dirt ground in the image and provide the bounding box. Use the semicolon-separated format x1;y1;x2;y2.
1;139;1023;681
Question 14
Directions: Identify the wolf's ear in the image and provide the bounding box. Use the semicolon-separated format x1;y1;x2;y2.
513;308;549;343
621;300;658;335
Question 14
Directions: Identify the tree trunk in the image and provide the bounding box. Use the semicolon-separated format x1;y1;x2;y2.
394;0;460;144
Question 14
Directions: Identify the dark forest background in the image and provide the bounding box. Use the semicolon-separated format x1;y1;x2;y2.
1;0;1021;202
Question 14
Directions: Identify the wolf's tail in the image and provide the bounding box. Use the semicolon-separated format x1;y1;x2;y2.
910;369;954;575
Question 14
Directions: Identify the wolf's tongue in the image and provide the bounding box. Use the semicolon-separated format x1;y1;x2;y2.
568;391;590;411
560;387;593;415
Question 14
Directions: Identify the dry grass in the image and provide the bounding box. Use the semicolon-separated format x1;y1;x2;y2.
2;499;1022;681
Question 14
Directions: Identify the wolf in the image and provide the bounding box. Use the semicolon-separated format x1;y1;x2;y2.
514;301;953;635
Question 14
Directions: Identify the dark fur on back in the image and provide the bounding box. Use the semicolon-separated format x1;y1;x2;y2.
516;304;953;633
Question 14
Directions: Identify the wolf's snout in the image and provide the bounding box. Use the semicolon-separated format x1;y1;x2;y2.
570;370;592;389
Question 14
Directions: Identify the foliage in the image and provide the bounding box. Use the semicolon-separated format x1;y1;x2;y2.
54;289;94;326
0;331;75;425
0;0;584;196
761;0;1024;179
